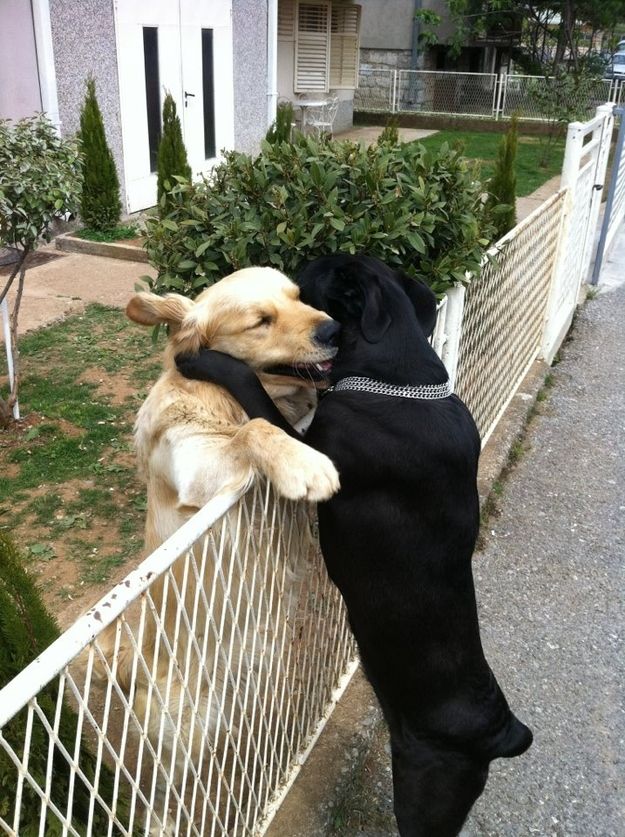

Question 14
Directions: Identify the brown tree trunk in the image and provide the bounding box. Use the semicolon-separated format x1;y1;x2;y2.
1;246;29;423
7;258;28;411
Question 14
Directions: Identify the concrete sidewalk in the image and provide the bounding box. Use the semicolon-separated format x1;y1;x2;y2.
334;230;625;835
0;250;154;338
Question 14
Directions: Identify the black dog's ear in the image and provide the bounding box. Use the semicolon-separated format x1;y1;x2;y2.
393;271;438;339
325;264;391;344
360;275;392;343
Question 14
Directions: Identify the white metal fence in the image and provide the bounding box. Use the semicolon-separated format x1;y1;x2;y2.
0;106;618;837
454;190;567;442
593;105;625;282
355;68;625;121
0;485;356;836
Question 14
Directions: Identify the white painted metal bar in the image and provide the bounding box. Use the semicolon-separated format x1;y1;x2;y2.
0;489;245;727
1;297;19;420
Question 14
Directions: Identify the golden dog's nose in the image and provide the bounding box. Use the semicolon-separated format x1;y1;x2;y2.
314;320;341;346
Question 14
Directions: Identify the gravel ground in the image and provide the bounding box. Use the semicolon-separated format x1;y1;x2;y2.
334;284;625;837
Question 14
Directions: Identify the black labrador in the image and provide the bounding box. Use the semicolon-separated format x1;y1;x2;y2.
177;254;532;836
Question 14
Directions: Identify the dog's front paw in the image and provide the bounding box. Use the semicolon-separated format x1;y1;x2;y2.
270;442;340;502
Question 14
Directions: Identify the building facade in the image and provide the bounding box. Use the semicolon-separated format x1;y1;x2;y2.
1;0;362;213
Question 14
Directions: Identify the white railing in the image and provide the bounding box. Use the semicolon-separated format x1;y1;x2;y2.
0;484;356;836
455;190;567;442
542;104;614;360
592;104;625;282
355;68;624;122
0;106;617;837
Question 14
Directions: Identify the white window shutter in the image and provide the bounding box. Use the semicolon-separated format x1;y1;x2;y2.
278;0;296;40
295;1;331;93
330;4;361;89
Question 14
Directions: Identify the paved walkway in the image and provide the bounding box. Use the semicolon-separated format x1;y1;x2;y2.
337;230;625;836
0;250;154;339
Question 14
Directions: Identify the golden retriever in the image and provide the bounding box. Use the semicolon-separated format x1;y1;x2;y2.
92;267;340;833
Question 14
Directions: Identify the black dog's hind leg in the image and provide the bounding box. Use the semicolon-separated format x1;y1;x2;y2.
176;349;298;437
390;732;489;837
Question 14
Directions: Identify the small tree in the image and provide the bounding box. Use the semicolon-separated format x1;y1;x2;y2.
485;116;519;241
157;93;192;215
265;101;296;145
78;77;121;230
0;115;81;424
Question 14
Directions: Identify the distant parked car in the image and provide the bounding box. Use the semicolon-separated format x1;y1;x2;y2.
612;53;625;78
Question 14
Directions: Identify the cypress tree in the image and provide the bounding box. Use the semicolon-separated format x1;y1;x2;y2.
157;93;192;215
486;116;519;241
78;77;121;230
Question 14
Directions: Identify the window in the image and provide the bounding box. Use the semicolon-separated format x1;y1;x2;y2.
143;27;161;173
330;3;361;89
282;1;361;93
295;1;331;93
202;29;216;159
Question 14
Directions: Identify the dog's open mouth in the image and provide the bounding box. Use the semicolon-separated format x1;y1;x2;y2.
263;358;334;382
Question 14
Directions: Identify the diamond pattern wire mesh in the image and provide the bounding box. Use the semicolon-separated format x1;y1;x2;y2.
500;75;612;121
0;483;356;836
354;70;621;120
396;70;498;117
454;190;567;443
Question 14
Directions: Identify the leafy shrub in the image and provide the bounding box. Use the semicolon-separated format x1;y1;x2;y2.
527;69;601;166
78;77;121;231
266;101;296;144
0;114;81;420
157;93;192;216
377;117;400;146
144;135;494;297
0;533;128;834
485;116;518;241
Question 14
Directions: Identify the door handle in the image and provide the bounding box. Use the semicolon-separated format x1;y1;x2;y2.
184;91;196;107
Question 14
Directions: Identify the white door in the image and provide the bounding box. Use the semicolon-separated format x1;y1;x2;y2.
115;0;234;213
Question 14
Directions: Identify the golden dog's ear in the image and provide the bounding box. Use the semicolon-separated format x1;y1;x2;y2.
126;292;193;326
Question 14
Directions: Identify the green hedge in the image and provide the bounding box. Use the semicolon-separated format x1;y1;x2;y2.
144;135;494;297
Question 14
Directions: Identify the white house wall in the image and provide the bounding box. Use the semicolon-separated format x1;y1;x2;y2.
0;0;43;120
233;0;270;154
48;0;127;208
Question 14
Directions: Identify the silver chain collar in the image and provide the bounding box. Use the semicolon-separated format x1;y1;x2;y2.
327;376;453;400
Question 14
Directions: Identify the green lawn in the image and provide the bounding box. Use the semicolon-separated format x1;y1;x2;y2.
416;130;565;197
0;305;163;619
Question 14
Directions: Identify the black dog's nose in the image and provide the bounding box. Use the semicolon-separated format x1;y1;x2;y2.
314;319;341;346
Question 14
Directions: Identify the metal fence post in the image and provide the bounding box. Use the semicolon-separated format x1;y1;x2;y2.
498;72;508;120
1;297;19;420
441;283;466;388
391;70;398;113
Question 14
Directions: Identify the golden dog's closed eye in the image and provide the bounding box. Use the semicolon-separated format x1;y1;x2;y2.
254;313;274;328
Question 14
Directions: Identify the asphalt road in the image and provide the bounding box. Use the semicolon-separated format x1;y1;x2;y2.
336;283;625;837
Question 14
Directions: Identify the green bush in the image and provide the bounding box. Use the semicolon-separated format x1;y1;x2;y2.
78;77;121;231
157;93;192;216
377;117;400;146
0;533;128;835
485;116;518;241
143;136;494;297
266;101;296;144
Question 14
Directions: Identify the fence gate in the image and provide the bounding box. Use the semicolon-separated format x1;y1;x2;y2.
542;104;614;361
592;106;625;284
